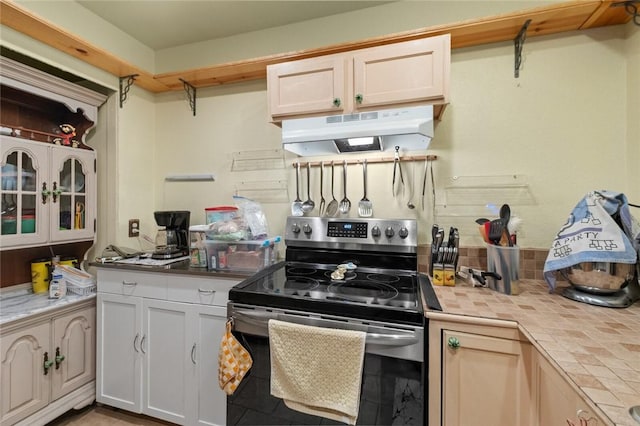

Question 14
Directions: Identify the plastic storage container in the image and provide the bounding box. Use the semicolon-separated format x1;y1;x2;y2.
205;236;280;272
205;206;238;224
58;265;96;296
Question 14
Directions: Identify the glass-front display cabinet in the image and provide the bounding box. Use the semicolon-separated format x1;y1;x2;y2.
0;55;104;251
0;138;96;248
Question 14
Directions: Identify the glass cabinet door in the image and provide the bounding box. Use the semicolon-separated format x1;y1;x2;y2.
57;158;86;231
50;146;95;243
0;137;49;247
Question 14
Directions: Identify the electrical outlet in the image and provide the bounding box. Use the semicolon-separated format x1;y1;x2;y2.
128;219;140;238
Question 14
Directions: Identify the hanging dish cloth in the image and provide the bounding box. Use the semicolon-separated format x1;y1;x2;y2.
268;319;366;425
543;190;640;291
218;319;253;395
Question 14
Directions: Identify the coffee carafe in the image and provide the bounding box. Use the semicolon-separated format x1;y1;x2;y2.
152;210;190;259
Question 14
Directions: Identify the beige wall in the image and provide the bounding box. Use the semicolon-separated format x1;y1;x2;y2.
627;24;640;203
150;25;635;249
2;2;638;253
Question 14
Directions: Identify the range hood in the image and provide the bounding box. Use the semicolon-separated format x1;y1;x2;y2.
281;105;434;156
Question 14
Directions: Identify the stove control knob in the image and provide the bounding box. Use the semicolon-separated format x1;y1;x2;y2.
371;225;381;238
302;224;312;235
398;227;409;239
385;226;395;238
291;223;300;234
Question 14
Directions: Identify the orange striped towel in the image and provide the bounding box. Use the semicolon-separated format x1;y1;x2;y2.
218;320;253;395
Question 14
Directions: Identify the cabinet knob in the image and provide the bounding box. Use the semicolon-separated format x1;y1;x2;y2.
43;352;54;374
55;347;65;369
355;94;363;104
447;336;460;349
333;98;341;107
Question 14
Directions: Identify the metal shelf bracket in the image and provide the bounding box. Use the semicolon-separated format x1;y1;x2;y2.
612;1;640;26
514;19;531;78
119;74;138;108
180;79;197;116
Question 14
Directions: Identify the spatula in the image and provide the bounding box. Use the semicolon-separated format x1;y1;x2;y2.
339;160;351;214
358;159;372;217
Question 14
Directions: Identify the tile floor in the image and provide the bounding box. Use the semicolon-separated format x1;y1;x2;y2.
47;404;172;425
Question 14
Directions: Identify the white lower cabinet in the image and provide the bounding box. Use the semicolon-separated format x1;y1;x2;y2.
96;269;236;426
0;301;95;426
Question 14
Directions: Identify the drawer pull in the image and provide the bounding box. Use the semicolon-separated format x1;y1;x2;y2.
122;281;137;286
55;347;65;369
43;352;54;375
198;288;215;294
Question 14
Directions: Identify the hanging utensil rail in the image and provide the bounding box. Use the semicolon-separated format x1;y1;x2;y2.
290;154;437;168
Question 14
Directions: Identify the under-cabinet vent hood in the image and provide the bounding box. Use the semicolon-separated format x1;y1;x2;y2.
281;105;434;156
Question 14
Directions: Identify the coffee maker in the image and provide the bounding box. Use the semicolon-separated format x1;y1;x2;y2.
152;210;190;260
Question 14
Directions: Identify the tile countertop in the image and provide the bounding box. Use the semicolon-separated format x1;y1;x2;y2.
0;286;96;326
427;279;640;426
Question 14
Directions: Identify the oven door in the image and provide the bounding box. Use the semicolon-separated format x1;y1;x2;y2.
227;303;425;426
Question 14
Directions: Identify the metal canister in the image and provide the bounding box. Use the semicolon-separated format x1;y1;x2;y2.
31;258;51;294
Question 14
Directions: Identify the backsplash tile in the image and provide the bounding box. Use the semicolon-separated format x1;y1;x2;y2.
418;245;559;281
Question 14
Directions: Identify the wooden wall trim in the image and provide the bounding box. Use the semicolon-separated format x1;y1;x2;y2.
0;0;631;94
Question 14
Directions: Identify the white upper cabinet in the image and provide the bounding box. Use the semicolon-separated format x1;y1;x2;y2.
0;137;96;249
267;34;450;121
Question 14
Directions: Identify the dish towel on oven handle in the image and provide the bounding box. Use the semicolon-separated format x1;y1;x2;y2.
543;190;640;292
218;319;253;395
268;319;366;425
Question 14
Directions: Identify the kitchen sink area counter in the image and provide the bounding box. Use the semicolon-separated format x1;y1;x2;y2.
0;286;96;326
425;279;640;426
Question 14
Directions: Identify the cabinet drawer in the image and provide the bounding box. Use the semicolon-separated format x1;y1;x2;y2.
97;269;168;299
167;276;237;306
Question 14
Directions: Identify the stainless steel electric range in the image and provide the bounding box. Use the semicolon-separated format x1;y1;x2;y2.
227;216;441;426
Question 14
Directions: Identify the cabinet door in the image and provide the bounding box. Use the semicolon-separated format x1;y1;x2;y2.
442;329;532;426
534;351;605;425
352;36;450;110
51;306;96;401
0;137;50;247
96;293;142;412
187;304;228;426
142;299;190;425
267;55;346;118
49;145;95;242
0;321;51;425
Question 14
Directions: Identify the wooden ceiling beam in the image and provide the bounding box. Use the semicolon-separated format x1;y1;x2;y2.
1;0;631;94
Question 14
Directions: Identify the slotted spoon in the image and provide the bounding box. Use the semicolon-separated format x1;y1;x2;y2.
325;161;339;217
339;160;351;214
358;159;372;217
291;162;303;217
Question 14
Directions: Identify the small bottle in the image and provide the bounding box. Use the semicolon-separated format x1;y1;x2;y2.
49;257;66;299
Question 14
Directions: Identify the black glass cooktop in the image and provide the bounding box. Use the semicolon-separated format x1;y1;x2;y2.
229;261;436;326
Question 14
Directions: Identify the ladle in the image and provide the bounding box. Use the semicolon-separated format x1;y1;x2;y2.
302;162;315;214
407;160;416;209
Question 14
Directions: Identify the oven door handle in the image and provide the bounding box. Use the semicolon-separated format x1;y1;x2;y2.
231;309;419;347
